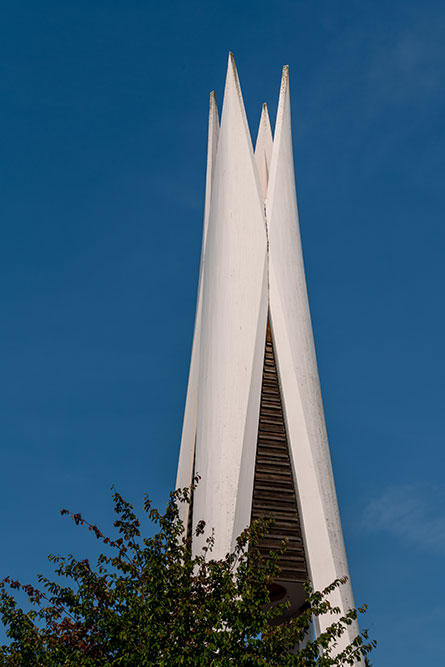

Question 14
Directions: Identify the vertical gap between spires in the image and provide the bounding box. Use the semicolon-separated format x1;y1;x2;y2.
186;445;196;541
251;316;309;584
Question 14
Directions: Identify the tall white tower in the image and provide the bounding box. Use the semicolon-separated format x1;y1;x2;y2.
176;53;358;647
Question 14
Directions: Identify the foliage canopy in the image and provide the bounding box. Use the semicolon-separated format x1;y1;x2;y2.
0;484;375;665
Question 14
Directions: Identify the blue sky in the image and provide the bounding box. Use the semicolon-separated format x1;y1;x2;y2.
1;1;444;663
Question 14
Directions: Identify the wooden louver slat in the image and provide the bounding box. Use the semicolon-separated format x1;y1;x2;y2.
251;320;309;583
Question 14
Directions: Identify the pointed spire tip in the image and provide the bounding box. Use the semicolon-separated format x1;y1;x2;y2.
208;90;219;125
279;65;290;99
228;52;238;76
224;51;244;108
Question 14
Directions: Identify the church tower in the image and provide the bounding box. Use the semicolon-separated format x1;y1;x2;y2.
176;53;358;647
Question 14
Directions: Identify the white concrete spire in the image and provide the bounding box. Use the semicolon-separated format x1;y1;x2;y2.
176;55;358;654
192;52;268;555
203;91;219;251
267;65;357;646
176;90;219;516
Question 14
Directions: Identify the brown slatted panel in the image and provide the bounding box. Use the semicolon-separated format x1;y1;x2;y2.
251;320;309;582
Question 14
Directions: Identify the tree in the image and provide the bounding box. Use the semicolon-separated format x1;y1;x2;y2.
0;483;375;665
